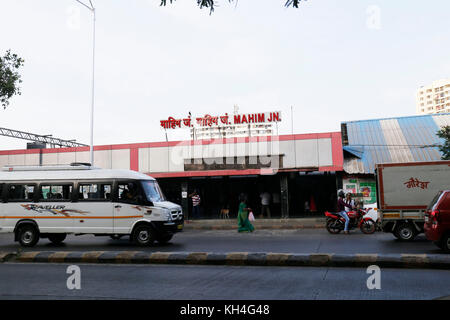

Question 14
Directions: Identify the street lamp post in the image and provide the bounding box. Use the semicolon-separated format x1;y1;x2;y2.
76;0;96;166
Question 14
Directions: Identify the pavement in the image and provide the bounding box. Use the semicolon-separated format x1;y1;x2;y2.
183;217;326;230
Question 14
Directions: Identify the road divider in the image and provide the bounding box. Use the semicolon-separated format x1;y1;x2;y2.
1;250;449;269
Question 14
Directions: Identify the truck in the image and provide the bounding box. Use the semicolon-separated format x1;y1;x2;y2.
375;161;450;241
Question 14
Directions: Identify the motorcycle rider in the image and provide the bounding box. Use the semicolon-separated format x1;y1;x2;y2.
337;190;354;234
344;193;355;213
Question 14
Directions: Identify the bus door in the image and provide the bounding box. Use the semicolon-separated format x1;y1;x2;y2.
73;182;114;233
113;181;146;234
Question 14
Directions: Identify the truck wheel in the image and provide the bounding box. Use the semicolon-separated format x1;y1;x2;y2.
48;233;66;244
133;225;155;246
156;233;173;244
17;225;39;247
394;223;417;241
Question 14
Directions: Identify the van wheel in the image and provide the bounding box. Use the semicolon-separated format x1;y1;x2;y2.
18;225;39;247
394;223;417;241
156;233;173;244
48;233;66;244
133;225;155;246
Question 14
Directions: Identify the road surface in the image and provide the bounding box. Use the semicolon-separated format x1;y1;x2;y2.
0;263;449;300
0;229;444;254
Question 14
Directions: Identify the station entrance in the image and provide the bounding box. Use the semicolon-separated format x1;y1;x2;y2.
157;171;338;220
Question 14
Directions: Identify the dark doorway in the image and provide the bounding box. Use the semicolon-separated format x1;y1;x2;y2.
288;172;337;217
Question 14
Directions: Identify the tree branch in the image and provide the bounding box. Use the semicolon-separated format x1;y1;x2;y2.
160;0;304;14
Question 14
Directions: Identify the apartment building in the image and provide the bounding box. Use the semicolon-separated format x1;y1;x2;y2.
416;79;450;114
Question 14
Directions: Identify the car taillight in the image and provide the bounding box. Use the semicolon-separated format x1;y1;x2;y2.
430;210;440;228
430;210;439;219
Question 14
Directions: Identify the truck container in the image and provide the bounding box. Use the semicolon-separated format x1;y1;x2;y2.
375;161;450;241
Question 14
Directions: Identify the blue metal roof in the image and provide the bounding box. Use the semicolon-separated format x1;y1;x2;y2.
342;114;450;174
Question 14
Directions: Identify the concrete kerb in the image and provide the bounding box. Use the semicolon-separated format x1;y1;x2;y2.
0;251;17;262
1;251;449;270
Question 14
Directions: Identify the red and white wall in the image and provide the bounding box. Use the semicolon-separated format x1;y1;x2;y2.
0;132;343;177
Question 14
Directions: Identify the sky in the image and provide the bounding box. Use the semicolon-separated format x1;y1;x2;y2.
0;0;449;150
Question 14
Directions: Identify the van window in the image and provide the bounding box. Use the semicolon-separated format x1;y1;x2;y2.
41;184;73;201
79;183;112;201
141;180;166;203
117;182;141;203
8;184;36;201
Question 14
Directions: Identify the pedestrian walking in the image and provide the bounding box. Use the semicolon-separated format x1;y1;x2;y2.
237;193;255;233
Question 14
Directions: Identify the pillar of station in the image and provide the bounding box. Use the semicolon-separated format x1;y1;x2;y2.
280;174;289;218
181;181;189;220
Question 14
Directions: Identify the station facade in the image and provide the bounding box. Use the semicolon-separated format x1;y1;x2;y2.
0;132;343;219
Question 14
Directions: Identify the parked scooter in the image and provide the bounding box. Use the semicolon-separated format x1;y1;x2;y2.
324;206;378;234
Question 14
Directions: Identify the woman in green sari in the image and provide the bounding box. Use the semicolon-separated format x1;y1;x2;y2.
237;193;255;233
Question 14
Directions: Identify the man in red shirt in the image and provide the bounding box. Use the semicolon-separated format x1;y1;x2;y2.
189;190;201;219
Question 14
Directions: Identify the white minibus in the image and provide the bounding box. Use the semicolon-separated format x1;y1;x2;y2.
0;163;183;247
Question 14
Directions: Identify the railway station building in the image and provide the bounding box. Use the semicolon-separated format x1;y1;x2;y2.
0;132;343;219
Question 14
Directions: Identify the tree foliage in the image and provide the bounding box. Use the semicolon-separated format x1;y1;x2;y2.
0;50;24;109
437;125;450;160
160;0;304;14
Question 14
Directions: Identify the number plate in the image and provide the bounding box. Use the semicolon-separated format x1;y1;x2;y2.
424;216;429;223
177;224;183;230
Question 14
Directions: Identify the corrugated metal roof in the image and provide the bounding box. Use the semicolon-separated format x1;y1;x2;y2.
342;113;449;174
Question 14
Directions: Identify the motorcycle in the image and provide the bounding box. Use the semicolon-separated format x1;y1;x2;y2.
324;207;377;234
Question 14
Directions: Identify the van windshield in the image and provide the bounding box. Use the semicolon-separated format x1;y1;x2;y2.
141;180;166;203
427;191;443;211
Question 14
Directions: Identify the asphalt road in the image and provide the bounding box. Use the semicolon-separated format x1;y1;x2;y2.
0;263;449;300
0;229;445;254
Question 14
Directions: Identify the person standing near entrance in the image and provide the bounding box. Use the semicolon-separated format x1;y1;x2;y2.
189;190;201;219
259;191;271;218
237;193;255;232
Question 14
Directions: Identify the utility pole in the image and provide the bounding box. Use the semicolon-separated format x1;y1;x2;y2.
75;0;96;165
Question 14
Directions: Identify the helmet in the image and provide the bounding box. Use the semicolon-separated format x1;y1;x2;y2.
338;190;345;198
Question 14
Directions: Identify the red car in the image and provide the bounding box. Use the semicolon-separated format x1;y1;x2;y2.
424;190;450;252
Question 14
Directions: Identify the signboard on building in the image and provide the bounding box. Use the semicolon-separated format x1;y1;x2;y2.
343;178;377;204
160;111;281;130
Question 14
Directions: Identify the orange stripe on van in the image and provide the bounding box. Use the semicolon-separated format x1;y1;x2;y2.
0;216;143;219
